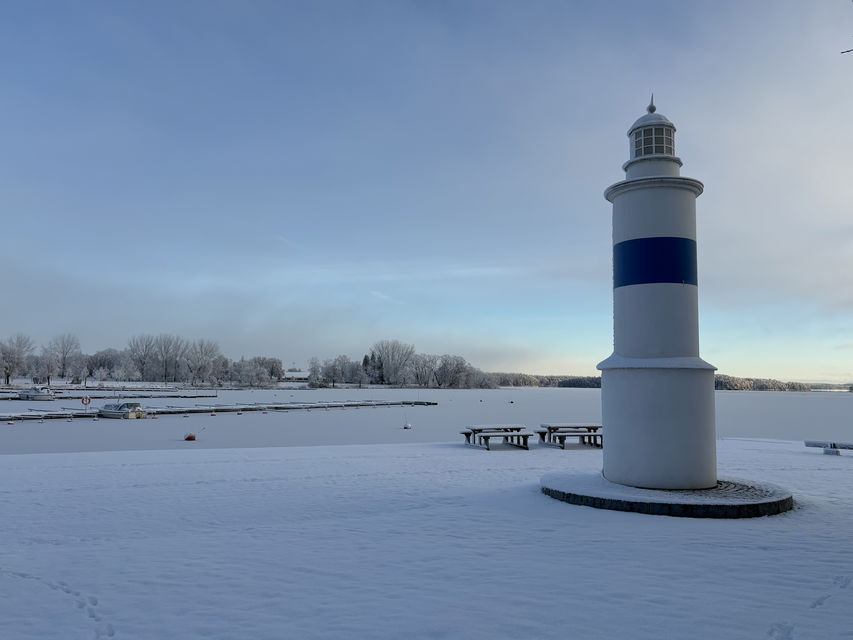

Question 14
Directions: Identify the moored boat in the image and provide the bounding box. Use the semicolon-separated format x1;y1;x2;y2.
17;386;56;401
98;402;148;419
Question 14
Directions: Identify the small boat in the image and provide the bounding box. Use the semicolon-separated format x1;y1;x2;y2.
98;402;148;419
17;386;56;401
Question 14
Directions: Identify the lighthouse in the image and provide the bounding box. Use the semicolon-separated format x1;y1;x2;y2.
598;98;717;490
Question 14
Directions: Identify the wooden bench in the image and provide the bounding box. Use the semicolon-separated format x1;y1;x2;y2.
536;429;601;446
551;431;603;449
477;430;535;451
537;424;602;447
805;440;853;455
462;425;529;450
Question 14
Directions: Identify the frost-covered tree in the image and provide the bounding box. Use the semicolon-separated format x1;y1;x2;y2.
33;348;58;386
463;366;496;389
67;352;89;383
321;359;339;387
251;356;283;382
410;353;439;388
87;348;123;379
364;353;382;384
307;357;322;386
153;334;187;383
321;355;354;387
370;339;415;386
209;355;230;385
434;354;469;388
1;334;35;385
355;367;370;388
127;334;156;380
47;334;81;379
342;358;363;384
230;357;273;387
185;339;221;385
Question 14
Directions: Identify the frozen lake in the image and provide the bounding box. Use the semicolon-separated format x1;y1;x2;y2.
1;387;851;454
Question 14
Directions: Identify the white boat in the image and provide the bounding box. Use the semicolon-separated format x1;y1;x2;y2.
17;386;56;401
98;402;148;419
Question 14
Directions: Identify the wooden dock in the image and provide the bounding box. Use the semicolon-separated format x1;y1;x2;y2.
1;400;437;422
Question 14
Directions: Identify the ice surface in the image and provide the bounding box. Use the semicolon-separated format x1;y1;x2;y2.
1;387;851;454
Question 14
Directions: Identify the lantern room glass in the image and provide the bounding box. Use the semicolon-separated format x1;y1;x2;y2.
633;126;674;158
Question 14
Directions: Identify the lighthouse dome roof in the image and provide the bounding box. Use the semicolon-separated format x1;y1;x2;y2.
628;97;675;135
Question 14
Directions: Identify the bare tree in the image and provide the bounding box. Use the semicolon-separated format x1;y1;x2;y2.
67;352;89;383
251;356;283;382
47;334;81;379
153;334;187;383
185;339;221;385
321;355;353;388
307;357;322;386
34;348;58;386
209;355;230;385
127;334;156;380
87;348;122;379
434;354;469;388
1;334;35;385
230;357;273;387
410;353;439;388
370;339;415;386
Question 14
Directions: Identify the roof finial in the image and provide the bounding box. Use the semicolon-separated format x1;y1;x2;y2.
647;93;656;113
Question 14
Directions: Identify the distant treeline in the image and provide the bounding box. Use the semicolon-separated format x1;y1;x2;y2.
491;372;836;392
491;374;601;388
713;374;811;392
0;332;286;387
309;340;495;389
2;331;844;391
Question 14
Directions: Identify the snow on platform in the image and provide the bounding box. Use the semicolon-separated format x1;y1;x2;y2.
541;472;794;518
1;438;851;639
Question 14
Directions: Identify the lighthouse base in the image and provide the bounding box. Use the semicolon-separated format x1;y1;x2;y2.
540;472;793;519
600;363;717;489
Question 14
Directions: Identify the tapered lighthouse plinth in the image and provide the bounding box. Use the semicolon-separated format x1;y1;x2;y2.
598;101;717;490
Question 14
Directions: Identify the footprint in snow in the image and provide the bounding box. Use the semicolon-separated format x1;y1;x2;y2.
1;571;112;637
811;575;852;609
767;622;795;640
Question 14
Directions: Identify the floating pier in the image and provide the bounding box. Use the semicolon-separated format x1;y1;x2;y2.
1;399;437;422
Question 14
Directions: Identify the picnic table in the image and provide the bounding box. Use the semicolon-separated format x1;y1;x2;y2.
461;425;533;450
805;440;853;455
536;423;603;448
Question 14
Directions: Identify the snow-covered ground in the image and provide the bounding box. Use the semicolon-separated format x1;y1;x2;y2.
2;439;853;639
2;389;853;638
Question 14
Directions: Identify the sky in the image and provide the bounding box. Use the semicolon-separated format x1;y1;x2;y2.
1;0;852;382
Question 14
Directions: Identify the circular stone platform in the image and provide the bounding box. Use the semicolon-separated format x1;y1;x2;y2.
540;472;793;518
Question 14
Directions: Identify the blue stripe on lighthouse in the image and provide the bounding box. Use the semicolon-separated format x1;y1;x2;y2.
613;236;697;288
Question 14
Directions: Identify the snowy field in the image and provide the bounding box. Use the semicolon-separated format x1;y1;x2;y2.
2;389;853;638
3;440;853;639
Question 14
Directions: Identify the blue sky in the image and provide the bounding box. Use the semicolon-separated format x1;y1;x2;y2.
2;0;852;381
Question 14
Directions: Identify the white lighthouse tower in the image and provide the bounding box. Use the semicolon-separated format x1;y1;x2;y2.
598;98;717;490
